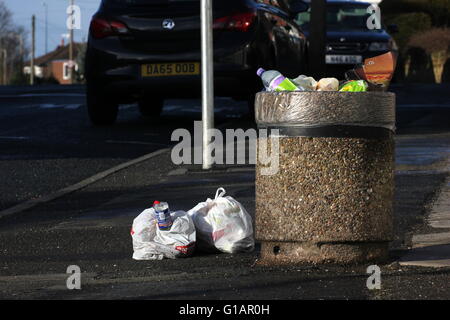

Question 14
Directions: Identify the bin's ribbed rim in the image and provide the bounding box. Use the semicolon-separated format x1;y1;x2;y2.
255;91;396;132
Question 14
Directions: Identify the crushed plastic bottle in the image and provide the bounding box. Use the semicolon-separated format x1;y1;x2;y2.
257;68;301;92
153;201;173;231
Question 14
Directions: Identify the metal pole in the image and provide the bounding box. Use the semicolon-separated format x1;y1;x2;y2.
0;40;3;85
16;34;24;78
309;0;327;79
19;34;24;63
201;0;214;170
31;15;35;86
69;0;74;84
43;2;48;54
2;49;7;85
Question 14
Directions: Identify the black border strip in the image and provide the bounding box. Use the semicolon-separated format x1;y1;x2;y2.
259;125;394;139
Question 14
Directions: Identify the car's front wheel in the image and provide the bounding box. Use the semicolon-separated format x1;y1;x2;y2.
86;83;119;126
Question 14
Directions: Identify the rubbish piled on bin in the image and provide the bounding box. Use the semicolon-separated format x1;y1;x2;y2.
131;202;196;260
316;78;340;92
351;52;397;91
188;188;255;254
292;75;317;91
257;52;396;93
257;68;301;92
131;188;254;260
339;80;369;92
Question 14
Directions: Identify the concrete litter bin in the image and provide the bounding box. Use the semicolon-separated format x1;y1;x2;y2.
255;91;396;264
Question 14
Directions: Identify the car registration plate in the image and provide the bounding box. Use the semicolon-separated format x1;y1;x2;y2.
325;55;363;65
141;62;200;77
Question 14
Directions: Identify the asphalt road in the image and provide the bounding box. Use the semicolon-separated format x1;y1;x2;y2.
1;83;448;212
0;84;449;301
0;86;248;211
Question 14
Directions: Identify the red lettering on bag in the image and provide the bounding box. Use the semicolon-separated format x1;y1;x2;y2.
175;242;195;254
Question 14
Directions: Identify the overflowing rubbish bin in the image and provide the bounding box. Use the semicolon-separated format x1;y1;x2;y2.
255;91;396;264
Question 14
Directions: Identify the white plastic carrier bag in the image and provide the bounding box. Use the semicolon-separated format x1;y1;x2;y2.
131;209;196;260
187;188;255;254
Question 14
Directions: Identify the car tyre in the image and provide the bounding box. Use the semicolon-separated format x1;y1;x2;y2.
86;83;118;126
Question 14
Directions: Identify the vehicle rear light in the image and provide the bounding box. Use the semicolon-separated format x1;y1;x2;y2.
90;18;129;39
213;12;256;32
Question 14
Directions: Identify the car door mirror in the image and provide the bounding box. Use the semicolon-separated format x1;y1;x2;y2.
387;24;399;34
289;0;309;16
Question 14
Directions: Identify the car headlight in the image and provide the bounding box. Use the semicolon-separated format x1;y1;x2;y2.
369;42;391;51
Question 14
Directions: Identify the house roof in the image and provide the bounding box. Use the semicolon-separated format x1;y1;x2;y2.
28;42;85;66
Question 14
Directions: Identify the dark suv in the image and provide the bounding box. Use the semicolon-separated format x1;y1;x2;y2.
296;0;398;78
85;0;309;125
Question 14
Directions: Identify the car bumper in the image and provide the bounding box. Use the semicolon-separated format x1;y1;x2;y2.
85;38;260;100
98;71;256;100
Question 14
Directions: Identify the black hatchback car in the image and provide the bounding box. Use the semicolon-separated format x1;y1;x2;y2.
85;0;309;125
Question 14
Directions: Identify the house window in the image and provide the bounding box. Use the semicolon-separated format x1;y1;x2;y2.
63;62;71;80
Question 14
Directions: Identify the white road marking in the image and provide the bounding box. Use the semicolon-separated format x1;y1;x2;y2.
39;104;81;110
17;104;82;110
106;140;168;147
0;148;170;219
18;93;85;97
119;104;136;110
0;118;238;220
38;104;60;109
0;136;30;140
64;104;82;110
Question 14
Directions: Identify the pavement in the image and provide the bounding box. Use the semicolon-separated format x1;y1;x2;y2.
0;84;449;300
399;175;450;268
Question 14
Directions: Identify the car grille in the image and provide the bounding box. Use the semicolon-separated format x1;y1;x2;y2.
327;42;368;53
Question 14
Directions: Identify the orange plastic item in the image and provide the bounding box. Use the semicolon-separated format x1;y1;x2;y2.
355;52;397;88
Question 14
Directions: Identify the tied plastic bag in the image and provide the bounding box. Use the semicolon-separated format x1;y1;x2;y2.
188;188;255;254
131;209;196;260
292;75;317;91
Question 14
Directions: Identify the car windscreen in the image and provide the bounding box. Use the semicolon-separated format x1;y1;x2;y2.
295;4;378;31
